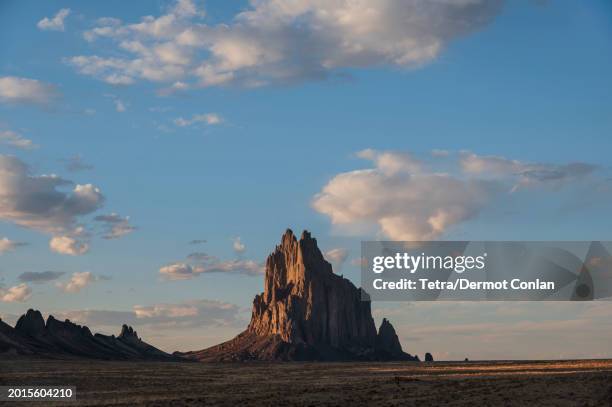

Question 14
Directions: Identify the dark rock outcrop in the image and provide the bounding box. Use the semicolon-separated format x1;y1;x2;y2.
0;309;179;361
15;309;46;337
376;318;412;360
180;229;418;361
425;352;434;362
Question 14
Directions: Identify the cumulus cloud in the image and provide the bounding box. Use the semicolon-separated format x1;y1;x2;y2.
313;149;601;241
0;76;58;106
0;237;27;254
160;258;263;281
37;8;71;31
0;283;32;302
174;113;222;127
49;235;90;255
0;155;104;236
18;271;65;283
69;0;503;88
324;248;349;272
94;213;136;239
232;236;246;254
0;155;124;255
0;130;38;150
56;271;104;293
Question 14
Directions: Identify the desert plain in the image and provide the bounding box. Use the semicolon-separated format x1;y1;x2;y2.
1;358;612;406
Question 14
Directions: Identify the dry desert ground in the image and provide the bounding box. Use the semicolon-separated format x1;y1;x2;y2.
1;358;612;406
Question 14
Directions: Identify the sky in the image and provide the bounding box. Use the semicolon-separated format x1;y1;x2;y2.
1;0;612;360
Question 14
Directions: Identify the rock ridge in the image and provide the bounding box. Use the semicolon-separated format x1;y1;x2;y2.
181;229;419;361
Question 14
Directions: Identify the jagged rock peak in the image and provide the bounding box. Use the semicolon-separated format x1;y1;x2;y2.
15;309;45;337
46;315;93;337
375;318;404;358
119;324;139;340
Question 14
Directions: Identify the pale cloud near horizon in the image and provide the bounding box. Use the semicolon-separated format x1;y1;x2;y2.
37;8;71;32
0;76;58;106
68;0;503;89
0;283;32;302
313;149;602;241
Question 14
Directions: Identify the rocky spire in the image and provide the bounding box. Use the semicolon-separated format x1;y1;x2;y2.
15;309;45;337
119;324;140;340
249;229;377;349
181;229;417;361
375;318;404;358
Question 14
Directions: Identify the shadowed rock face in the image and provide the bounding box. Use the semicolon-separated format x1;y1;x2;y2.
1;309;177;361
181;229;418;361
375;318;405;359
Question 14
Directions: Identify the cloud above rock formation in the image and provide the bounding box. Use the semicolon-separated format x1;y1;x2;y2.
313;150;602;240
69;0;504;89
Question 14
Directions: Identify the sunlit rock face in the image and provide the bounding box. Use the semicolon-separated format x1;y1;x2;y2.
182;229;418;361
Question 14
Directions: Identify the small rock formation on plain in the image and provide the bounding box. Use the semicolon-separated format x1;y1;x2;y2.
181;229;418;361
425;352;434;362
0;309;177;361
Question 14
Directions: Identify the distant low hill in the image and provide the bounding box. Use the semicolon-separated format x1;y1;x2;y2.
0;309;179;361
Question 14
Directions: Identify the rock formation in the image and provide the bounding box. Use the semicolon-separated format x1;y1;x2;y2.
425;352;434;362
181;229;418;361
0;309;177;361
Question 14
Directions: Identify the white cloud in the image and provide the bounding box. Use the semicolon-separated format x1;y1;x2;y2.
160;259;263;281
49;235;90;255
0;237;27;254
37;8;71;31
324;248;349;272
94;213;136;239
313;150;495;240
69;0;503;88
0;156;105;235
56;271;99;293
159;262;204;280
173;113;222;127
0;283;32;302
0;76;58;106
313;149;600;241
0;130;38;150
232;236;245;254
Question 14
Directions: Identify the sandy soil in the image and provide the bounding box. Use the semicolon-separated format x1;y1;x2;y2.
1;359;611;406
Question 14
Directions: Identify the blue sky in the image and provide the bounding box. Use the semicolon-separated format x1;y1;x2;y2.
1;0;612;359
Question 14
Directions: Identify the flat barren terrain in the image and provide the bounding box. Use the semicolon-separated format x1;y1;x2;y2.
1;359;611;406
